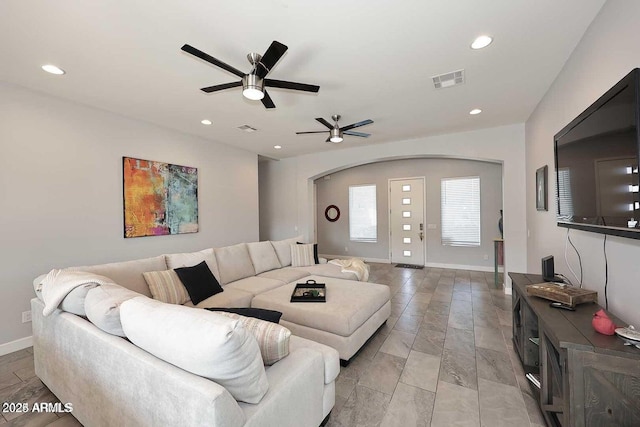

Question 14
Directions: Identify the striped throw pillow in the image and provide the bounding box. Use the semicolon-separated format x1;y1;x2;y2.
290;243;316;267
143;270;190;305
216;312;291;365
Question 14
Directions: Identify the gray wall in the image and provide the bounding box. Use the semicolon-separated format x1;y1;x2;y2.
314;158;503;269
526;0;640;327
0;83;259;351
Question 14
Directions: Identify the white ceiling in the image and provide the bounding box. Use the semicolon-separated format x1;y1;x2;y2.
0;0;606;159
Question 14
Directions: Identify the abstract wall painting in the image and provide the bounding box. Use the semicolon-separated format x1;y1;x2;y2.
123;157;198;238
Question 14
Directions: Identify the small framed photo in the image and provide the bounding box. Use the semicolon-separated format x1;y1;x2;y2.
536;165;548;211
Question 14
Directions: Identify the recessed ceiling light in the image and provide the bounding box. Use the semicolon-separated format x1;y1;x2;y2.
274;145;282;149
469;108;482;115
471;35;493;50
201;119;212;125
41;64;65;75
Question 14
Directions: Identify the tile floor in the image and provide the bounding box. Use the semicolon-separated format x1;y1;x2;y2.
0;264;546;427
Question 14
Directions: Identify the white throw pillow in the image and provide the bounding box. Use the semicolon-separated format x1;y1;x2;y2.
246;241;282;274
120;297;269;404
216;312;291;365
164;248;221;283
142;269;190;305
84;284;142;337
291;243;316;267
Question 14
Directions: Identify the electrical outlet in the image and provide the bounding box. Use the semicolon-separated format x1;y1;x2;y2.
345;246;349;252
483;254;489;260
22;310;32;323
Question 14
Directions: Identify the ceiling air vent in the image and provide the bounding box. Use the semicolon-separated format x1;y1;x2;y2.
237;125;257;132
432;69;465;89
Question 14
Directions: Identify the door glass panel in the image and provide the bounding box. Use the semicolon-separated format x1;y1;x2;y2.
403;237;411;244
403;224;411;231
402;185;411;192
402;211;411;218
402;198;411;205
403;250;411;256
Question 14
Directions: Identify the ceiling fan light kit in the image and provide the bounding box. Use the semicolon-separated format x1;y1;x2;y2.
329;128;343;143
181;40;319;109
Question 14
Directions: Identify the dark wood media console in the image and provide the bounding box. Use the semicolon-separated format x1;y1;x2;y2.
510;273;640;427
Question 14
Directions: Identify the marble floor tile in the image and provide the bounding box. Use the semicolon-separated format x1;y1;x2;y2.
478;378;530;427
357;330;388;361
430;381;480;427
335;374;357;400
0;415;5;424
495;308;512;327
358;352;406;395
444;327;475;354
421;312;449;333
475;347;517;387
340;353;373;382
378;316;399;337
391;292;413;305
379;330;416;359
453;283;471;293
0;377;59;421
331;385;392;427
452;291;472;302
403;300;430;316
393;313;423;334
399;350;440;392
472;309;499;328
474;325;507;352
48;414;84;427
426;301;450;316
13;364;36;382
390;302;407;317
521;386;546;425
438;348;477;390
0;350;31;367
412;327;445;356
380;382;435;427
449;299;473;314
409;292;433;304
447;309;474;330
1;410;58;426
0;371;22;392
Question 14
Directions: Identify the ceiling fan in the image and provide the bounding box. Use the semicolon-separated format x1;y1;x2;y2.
181;41;319;109
296;115;374;143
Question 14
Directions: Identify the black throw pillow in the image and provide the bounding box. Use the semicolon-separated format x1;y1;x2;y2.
297;242;319;264
174;261;223;305
205;307;283;324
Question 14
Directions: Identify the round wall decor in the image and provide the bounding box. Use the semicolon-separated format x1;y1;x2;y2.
324;205;340;222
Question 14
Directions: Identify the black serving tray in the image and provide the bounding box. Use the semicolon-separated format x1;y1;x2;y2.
290;280;326;303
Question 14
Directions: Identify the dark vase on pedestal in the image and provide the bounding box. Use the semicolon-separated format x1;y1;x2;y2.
498;210;503;239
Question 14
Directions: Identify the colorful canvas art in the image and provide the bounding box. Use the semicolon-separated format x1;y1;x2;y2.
123;157;198;238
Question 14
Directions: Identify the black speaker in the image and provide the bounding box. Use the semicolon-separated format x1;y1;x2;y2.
542;255;556;281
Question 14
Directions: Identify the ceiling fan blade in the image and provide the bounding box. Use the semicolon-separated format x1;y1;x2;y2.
200;81;242;93
256;41;288;78
261;90;276;109
315;118;334;129
296;131;329;134
325;137;332;143
265;79;320;93
181;44;245;78
340;119;374;132
343;131;371;138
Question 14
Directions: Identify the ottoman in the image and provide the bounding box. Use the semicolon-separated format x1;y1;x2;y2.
251;275;391;362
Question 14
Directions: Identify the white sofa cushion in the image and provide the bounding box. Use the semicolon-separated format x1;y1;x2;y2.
120;297;269;404
270;235;302;267
165;248;221;283
84;284;141;336
185;288;254;309
143;269;190;305
66;255;166;297
214;243;256;285
257;267;310;284
59;284;98;316
291;244;316;267
216;312;291;365
225;277;286;297
246;241;282;274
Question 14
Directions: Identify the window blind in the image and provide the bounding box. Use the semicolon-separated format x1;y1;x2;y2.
441;177;481;246
557;168;574;219
349;185;377;242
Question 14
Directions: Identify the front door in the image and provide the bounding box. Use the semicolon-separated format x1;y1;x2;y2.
389;178;425;265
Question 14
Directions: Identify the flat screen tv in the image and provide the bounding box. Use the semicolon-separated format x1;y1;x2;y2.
554;68;640;239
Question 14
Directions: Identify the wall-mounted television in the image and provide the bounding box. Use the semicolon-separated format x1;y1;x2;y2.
554;68;640;239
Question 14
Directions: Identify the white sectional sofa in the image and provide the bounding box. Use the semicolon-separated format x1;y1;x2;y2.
32;236;390;427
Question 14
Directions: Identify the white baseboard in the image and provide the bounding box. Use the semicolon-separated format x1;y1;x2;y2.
0;336;33;356
319;254;391;264
424;262;498;273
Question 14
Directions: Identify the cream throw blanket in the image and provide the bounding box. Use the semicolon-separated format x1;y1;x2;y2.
328;258;370;282
41;269;116;316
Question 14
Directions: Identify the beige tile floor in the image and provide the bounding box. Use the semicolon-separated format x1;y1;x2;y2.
0;264;546;427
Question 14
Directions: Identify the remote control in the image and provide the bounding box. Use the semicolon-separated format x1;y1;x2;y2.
550;302;575;311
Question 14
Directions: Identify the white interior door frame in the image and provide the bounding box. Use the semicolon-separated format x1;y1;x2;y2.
388;176;426;265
